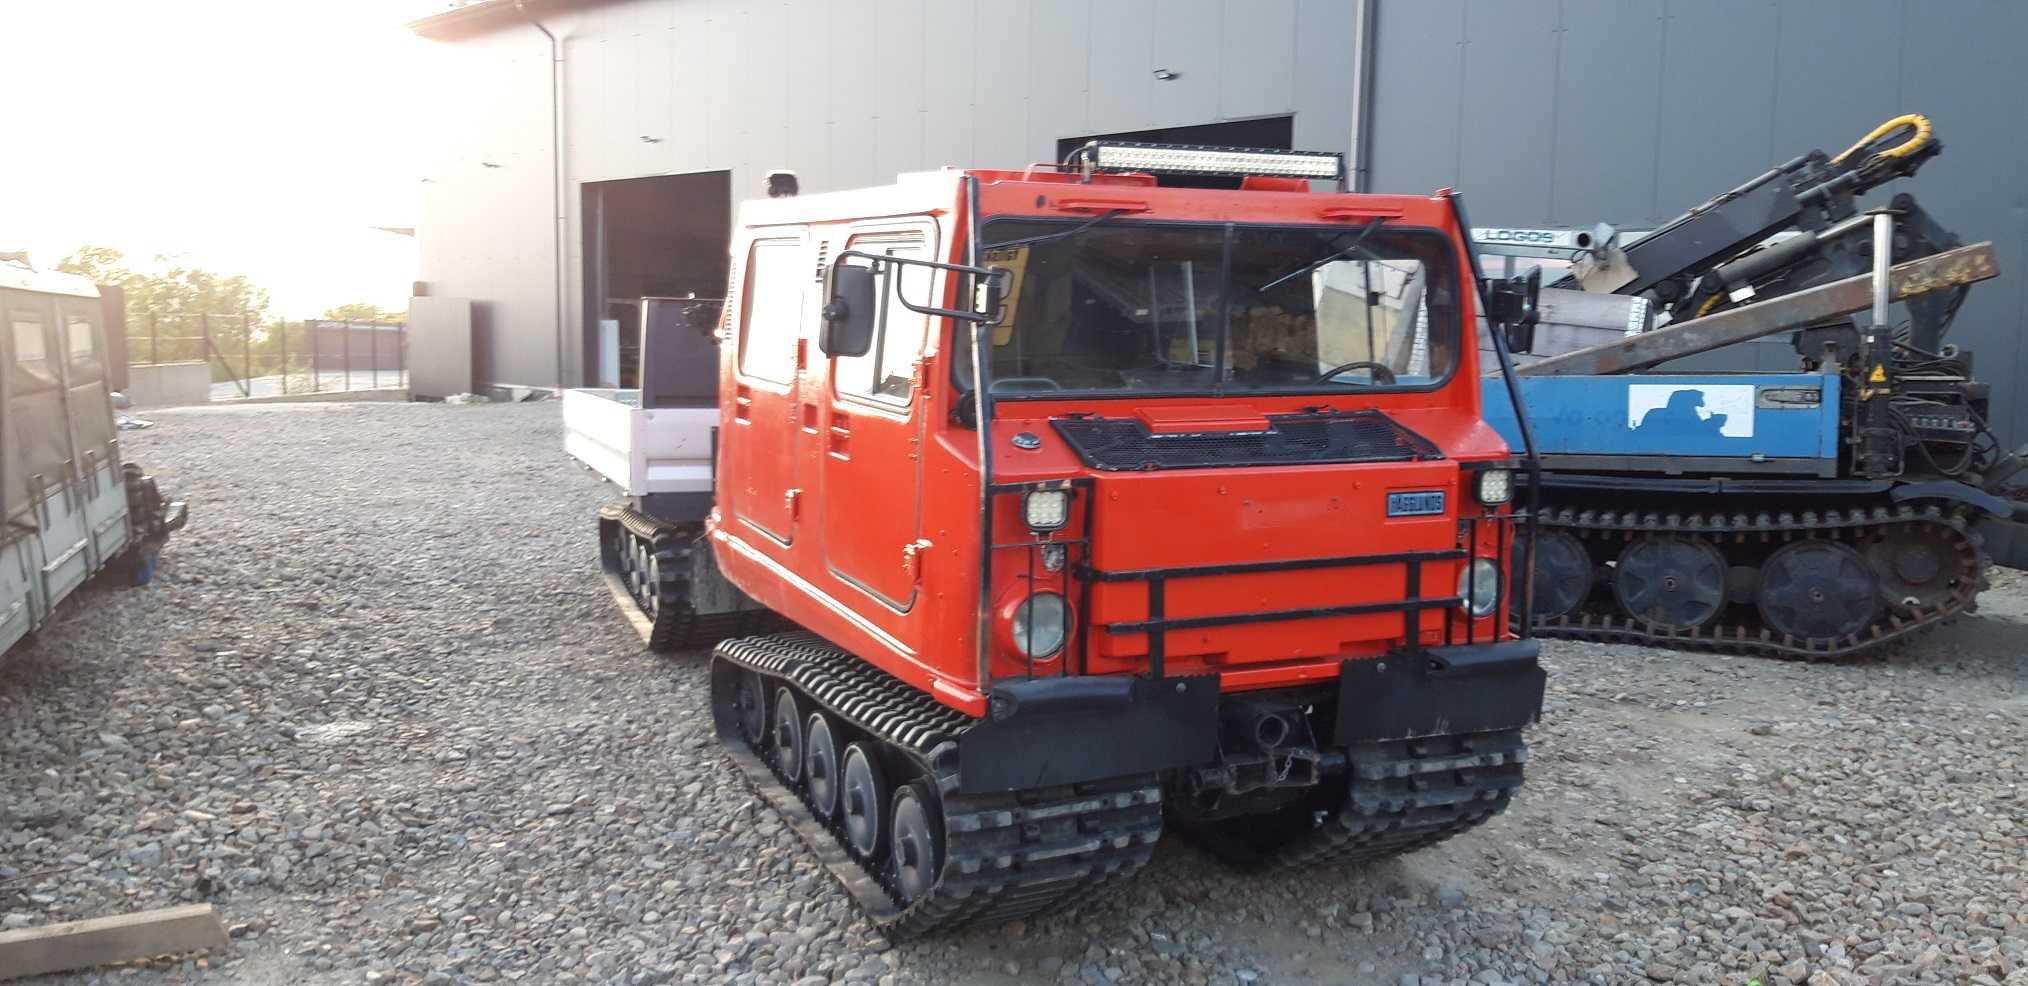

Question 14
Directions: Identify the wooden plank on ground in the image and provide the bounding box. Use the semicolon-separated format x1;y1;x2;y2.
0;904;228;982
1515;241;1999;376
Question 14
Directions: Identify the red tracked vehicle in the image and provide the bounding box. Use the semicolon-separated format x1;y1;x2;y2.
606;143;1549;935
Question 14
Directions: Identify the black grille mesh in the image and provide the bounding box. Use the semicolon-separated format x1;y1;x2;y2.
1050;410;1441;471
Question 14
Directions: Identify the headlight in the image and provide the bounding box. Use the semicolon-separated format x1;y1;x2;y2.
1010;593;1069;658
1456;559;1500;618
1023;489;1069;532
1475;469;1513;505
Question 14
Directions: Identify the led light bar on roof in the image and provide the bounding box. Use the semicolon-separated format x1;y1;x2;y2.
1076;141;1346;181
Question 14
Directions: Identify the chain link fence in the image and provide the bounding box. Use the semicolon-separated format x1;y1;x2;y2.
128;314;407;401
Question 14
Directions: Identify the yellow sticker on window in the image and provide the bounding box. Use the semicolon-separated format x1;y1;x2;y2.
983;246;1029;347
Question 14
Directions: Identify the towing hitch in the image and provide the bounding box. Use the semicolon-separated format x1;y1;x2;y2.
1188;695;1346;799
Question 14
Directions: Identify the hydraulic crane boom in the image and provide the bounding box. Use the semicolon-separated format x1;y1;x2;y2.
1553;115;1944;328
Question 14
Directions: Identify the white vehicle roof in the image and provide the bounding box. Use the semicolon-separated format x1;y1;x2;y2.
0;261;101;299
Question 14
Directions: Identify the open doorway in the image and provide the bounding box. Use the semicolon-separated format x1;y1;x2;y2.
581;170;732;387
1057;117;1294;189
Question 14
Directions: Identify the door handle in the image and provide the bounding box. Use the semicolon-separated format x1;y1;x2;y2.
828;411;852;456
733;384;754;421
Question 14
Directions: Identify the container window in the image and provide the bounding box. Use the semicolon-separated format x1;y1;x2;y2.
66;314;95;361
12;315;47;366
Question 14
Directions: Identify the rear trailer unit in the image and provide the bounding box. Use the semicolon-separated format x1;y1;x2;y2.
569;145;1549;935
2;262;185;661
562;297;774;650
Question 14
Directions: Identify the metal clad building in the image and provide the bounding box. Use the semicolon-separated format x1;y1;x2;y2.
412;0;2027;446
410;0;1358;394
1367;0;2028;447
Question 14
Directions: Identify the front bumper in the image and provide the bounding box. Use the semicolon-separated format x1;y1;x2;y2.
956;639;1546;794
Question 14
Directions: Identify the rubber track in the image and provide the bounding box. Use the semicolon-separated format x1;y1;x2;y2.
713;632;1163;938
1272;730;1528;867
1528;501;1987;660
599;504;779;652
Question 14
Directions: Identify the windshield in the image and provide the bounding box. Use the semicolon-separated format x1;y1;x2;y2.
958;219;1460;397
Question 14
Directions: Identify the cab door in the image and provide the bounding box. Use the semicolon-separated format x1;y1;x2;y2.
821;225;936;609
725;235;810;545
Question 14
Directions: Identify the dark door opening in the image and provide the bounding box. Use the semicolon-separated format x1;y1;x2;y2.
1057;117;1295;189
581;170;732;388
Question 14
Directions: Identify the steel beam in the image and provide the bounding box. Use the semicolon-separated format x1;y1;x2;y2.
1515;241;1998;377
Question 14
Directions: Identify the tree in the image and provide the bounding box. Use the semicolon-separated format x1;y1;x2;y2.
55;245;128;283
321;302;405;324
58;246;273;371
57;246;270;321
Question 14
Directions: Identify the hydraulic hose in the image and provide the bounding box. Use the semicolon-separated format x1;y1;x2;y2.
1831;113;1933;167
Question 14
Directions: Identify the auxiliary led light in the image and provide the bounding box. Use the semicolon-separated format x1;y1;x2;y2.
1083;142;1344;180
1023;490;1070;532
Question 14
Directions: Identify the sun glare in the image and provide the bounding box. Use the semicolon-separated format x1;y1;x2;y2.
2;0;441;315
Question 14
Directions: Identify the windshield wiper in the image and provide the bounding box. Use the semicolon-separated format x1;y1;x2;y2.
1255;216;1387;294
982;209;1127;251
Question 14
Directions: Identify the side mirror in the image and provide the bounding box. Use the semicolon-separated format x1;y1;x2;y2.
1487;268;1541;354
973;268;1010;323
820;264;878;357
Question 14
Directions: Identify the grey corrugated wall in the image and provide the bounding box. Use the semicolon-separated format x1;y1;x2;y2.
415;0;1357;392
1366;0;2028;449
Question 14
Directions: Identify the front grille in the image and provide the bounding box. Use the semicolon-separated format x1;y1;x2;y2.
1051;409;1442;471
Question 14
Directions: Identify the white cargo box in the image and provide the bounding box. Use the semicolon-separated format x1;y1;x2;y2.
562;388;716;497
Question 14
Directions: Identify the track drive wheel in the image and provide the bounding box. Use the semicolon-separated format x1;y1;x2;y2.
771;687;804;783
889;781;942;905
804;713;841;822
1864;525;1963;613
840;742;889;861
1758;540;1879;641
1613;536;1726;630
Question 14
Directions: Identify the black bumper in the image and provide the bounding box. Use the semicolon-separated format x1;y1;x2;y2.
958;674;1221;794
1334;639;1546;743
955;640;1545;794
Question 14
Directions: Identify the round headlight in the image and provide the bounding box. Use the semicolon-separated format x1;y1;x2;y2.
1010;593;1069;658
1456;558;1500;618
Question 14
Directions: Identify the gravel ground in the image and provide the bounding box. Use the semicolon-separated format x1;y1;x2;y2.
3;401;2023;986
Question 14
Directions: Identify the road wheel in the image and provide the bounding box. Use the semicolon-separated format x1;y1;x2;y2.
1523;530;1593;620
1613;536;1726;630
1759;540;1879;640
840;742;889;861
735;669;768;747
771;687;804;784
805;714;841;822
889;781;941;905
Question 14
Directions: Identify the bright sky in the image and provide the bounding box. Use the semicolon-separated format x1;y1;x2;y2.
3;0;449;317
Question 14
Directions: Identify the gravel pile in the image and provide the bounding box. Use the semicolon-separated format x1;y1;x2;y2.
2;401;2023;986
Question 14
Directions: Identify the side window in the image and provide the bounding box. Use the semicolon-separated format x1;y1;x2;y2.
66;313;96;363
738;238;804;384
12;312;48;373
834;235;930;406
